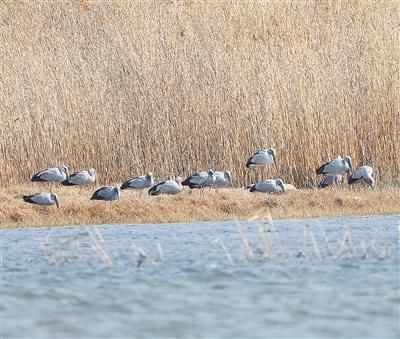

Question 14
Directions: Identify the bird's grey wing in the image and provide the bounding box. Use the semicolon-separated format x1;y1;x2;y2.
130;176;146;188
251;152;272;164
32;193;51;204
189;173;208;185
323;159;343;173
98;187;113;199
38;168;59;181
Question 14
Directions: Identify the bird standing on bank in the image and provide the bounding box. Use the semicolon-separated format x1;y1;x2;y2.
247;179;285;194
316;156;352;176
148;177;183;196
213;170;232;192
31;164;69;183
23;192;60;208
318;174;343;189
120;172;154;196
348;166;374;187
182;169;216;194
246;148;276;180
90;186;120;203
61;168;96;192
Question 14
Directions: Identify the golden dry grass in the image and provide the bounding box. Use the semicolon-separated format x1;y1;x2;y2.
1;185;399;228
0;1;399;188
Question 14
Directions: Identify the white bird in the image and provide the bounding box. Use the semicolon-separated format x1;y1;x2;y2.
348;166;374;187
90;186;120;201
182;169;216;189
316;156;352;176
148;177;183;196
120;173;154;195
248;179;285;194
318;175;343;188
61;168;96;187
23;192;60;208
213;170;232;191
246;148;276;168
31;164;69;183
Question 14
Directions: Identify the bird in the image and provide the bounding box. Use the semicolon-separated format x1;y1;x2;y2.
318;175;343;188
90;186;120;202
213;170;232;192
61;168;96;192
148;177;183;196
316;156;352;176
348;166;374;187
247;179;285;194
246;148;276;180
120;172;154;196
23;192;60;208
246;148;276;168
182;169;216;190
31;164;69;183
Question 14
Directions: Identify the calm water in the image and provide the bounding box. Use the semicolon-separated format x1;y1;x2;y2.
1;215;399;338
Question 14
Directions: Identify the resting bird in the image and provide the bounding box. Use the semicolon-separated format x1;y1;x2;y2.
182;169;216;190
213;170;232;191
246;148;276;168
348;166;374;187
316;156;352;176
31;164;69;183
23;192;60;208
120;173;154;196
90;186;120;202
248;179;285;194
148;177;183;196
318;175;343;188
61;168;96;191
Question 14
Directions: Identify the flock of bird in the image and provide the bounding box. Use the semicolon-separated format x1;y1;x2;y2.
22;148;374;208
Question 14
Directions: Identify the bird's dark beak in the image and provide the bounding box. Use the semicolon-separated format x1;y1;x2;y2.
55;198;60;208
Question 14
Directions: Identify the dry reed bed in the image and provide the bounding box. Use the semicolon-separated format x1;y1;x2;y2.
1;186;399;227
0;1;399;188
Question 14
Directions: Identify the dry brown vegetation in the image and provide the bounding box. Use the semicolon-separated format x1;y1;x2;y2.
1;185;399;227
0;1;399;189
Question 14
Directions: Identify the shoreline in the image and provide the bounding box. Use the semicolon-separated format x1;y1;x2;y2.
1;186;400;228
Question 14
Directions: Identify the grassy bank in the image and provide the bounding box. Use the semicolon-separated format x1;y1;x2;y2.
2;186;400;228
0;1;399;188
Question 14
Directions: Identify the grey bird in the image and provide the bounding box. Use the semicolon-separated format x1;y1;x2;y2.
62;168;96;187
148;177;183;196
32;164;69;183
182;169;216;189
318;174;343;188
316;156;352;176
348;166;374;187
23;192;60;208
246;148;276;168
120;172;154;196
248;179;285;194
90;186;120;201
213;170;232;191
